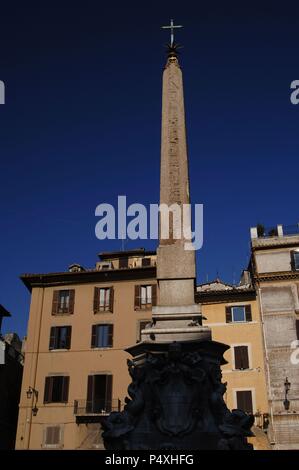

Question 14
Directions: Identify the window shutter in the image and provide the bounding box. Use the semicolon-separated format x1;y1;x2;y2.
52;426;60;445
105;375;113;411
109;287;114;312
65;326;72;349
107;324;114;347
52;291;59;315
245;305;252;322
91;325;97;348
236;390;253;414
151;284;157;306
68;290;75;314
296;319;299;340
86;375;94;412
49;327;57;350
235;346;249;369
44;376;52;403
290;251;296;271
62;376;69;402
234;346;242;369
45;426;60;446
45;427;53;445
225;306;232;323
134;285;141;309
244;391;253;414
93;287;100;313
241;346;249;369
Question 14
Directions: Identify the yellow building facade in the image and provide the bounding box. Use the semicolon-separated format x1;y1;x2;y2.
197;279;269;422
16;250;269;449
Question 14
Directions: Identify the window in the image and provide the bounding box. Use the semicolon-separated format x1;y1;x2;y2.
138;320;151;341
225;305;252;323
91;324;113;348
93;287;114;313
234;346;249;370
43;426;63;448
236;390;253;414
86;374;112;413
119;257;128;268
52;290;75;315
142;257;151;267
44;376;69;403
134;284;157;310
291;251;299;271
49;326;71;350
296;319;299;340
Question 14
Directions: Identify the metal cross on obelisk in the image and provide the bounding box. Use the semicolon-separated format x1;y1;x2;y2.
161;18;183;46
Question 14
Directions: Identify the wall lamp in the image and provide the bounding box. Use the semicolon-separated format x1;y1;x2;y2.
26;386;39;416
283;377;291;411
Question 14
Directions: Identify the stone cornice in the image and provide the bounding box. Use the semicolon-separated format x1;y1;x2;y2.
195;288;256;304
21;266;157;292
254;271;299;283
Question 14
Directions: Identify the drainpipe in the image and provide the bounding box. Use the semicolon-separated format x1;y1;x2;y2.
23;286;45;449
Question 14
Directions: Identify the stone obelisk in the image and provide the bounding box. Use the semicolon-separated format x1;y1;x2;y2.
141;41;210;344
102;28;254;450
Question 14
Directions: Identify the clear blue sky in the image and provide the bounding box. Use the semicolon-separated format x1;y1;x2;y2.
0;1;298;337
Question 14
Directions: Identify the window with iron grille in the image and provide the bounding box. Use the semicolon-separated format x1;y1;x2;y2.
86;374;112;413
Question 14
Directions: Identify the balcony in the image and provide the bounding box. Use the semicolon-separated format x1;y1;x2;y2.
74;399;122;424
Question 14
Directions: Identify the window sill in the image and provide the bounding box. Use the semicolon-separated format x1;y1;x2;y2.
52;313;73;316
43;401;68;405
135;307;153;311
233;368;253;372
91;347;113;350
42;444;64;449
49;349;70;352
93;311;113;314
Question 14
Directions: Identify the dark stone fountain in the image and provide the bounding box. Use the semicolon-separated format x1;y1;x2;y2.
102;340;254;450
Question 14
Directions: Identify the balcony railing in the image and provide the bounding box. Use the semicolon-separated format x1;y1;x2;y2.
74;398;122;416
